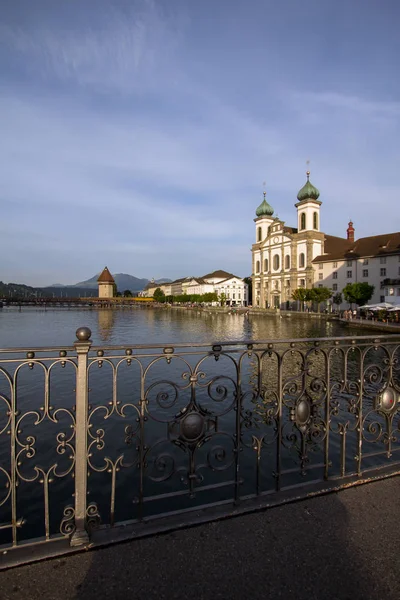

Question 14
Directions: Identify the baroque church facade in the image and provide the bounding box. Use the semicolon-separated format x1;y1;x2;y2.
252;172;400;309
252;171;324;308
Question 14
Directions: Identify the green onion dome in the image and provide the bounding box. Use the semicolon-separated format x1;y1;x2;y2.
297;171;320;201
256;192;274;217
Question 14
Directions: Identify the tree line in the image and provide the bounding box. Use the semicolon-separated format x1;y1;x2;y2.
291;282;375;311
152;288;220;304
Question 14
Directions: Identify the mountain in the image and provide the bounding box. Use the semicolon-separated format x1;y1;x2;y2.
72;273;172;292
73;273;147;291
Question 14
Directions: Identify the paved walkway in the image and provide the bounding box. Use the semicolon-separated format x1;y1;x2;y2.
1;476;400;600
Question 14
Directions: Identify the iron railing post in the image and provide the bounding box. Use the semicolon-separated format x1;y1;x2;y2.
70;326;92;547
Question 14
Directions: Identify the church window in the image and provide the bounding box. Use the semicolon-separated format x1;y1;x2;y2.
313;212;318;229
285;255;290;269
257;227;262;242
256;261;260;273
300;213;306;230
273;254;280;270
299;253;305;268
264;258;269;272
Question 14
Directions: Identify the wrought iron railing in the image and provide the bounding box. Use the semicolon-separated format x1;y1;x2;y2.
1;327;400;568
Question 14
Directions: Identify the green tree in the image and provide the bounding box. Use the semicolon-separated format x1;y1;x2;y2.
343;283;375;307
123;290;132;297
219;293;227;306
292;288;308;311
310;286;332;312
243;277;252;305
203;292;218;304
153;287;166;303
332;292;343;310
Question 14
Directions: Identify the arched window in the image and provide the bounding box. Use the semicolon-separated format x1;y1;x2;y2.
273;254;280;271
256;260;260;273
313;212;318;230
285;255;290;269
264;258;269;272
300;213;306;230
299;253;305;268
257;227;262;242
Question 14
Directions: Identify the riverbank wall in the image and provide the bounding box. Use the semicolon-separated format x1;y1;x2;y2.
337;318;400;333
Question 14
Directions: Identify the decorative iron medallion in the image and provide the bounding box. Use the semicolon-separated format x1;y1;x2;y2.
290;396;312;432
377;387;398;413
180;412;205;443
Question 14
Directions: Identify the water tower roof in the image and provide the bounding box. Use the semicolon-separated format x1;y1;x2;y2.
97;267;115;283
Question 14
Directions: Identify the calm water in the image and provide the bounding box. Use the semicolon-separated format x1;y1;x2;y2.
0;306;368;348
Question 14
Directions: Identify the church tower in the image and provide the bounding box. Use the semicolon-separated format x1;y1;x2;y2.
295;171;321;233
97;267;116;299
254;191;274;243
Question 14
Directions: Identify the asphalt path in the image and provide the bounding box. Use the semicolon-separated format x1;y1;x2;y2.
1;477;399;600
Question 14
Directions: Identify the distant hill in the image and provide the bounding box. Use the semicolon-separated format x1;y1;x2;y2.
73;273;171;292
0;274;172;300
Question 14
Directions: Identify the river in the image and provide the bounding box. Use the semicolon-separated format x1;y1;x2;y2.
0;305;367;347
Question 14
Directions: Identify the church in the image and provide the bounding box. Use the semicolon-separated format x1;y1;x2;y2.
251;172;400;309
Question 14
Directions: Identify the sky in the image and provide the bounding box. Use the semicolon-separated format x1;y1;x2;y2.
1;0;400;286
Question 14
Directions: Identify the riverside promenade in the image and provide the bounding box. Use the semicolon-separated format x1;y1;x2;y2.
2;476;400;600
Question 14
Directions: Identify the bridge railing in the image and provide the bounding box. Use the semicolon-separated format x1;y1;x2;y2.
1;327;400;568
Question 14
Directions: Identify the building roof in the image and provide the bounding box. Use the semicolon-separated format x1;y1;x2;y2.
255;192;274;218
97;267;115;283
313;232;400;263
186;277;211;285
217;274;244;284
202;269;235;279
283;226;298;235
297;171;320;202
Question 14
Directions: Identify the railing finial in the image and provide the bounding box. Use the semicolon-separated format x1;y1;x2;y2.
75;327;92;342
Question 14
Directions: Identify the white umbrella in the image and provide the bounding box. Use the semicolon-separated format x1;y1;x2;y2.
388;305;400;312
360;303;393;310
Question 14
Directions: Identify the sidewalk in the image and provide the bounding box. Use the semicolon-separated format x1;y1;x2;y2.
2;476;400;600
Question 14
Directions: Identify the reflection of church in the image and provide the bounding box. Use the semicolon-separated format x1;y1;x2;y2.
252;172;324;308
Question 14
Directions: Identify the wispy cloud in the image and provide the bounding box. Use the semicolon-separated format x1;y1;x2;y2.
0;0;183;94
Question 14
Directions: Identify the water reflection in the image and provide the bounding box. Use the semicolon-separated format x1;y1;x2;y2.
0;306;364;347
97;310;115;342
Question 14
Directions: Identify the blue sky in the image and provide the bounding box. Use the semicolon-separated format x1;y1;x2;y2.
1;0;399;286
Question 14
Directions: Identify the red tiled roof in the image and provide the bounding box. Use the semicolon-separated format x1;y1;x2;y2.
313;232;400;263
202;270;234;279
97;267;115;283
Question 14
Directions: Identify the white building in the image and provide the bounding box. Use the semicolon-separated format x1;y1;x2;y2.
383;280;400;304
251;173;400;309
314;231;400;306
252;172;324;308
143;270;248;306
